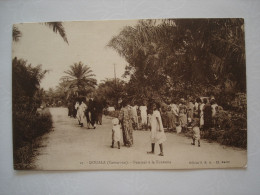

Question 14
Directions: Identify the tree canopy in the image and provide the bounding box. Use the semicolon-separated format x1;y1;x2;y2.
95;78;126;108
61;61;97;99
108;19;246;104
12;57;48;112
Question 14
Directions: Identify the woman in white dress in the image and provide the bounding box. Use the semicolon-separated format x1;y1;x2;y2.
76;100;87;127
199;100;205;128
147;103;166;156
75;101;80;124
139;104;147;128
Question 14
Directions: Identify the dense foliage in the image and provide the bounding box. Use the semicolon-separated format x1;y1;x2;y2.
95;78;126;108
108;19;246;105
13;58;53;169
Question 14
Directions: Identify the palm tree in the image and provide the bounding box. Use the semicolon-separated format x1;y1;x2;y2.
12;26;22;42
61;62;97;97
12;22;68;44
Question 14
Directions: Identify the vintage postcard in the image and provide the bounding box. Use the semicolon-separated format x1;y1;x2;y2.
12;18;247;170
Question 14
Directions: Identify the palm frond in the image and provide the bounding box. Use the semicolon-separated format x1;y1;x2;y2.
45;22;69;44
13;26;22;42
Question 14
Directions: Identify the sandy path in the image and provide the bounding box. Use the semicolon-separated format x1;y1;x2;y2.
34;108;247;170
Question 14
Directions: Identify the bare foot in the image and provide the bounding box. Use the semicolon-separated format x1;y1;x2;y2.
158;152;164;156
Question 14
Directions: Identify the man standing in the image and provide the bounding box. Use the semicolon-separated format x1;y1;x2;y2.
86;98;97;129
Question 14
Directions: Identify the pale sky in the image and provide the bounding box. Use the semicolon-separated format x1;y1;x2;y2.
12;20;138;90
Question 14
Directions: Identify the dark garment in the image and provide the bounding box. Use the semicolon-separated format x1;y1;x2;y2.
87;99;98;127
85;109;96;126
73;108;77;118
96;102;104;125
85;109;91;123
68;105;72;116
203;103;212;130
68;102;75;117
72;102;77;118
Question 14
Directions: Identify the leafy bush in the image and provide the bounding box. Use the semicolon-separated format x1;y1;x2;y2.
200;108;247;148
13;109;52;169
221;129;247;148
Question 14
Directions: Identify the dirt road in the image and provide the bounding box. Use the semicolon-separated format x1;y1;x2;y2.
34;108;247;170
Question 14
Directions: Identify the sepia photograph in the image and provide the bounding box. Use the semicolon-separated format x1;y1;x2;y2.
12;18;247;170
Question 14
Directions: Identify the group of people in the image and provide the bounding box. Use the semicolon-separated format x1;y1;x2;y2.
111;96;221;154
68;98;104;129
160;96;220;147
161;96;219;132
111;101;167;156
67;96;220;155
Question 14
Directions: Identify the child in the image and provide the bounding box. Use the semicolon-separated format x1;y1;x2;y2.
191;119;201;147
111;118;121;149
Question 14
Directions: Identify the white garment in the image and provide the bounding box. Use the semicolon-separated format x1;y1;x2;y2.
211;103;218;117
139;106;147;124
131;106;138;123
131;106;138;116
112;118;119;125
150;110;166;144
192;126;200;140
170;103;179;116
176;125;182;134
112;124;121;142
107;107;115;112
194;102;199;112
75;102;79;110
199;103;205;126
77;103;87;123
